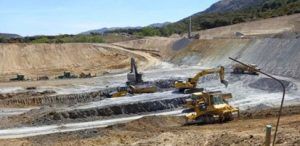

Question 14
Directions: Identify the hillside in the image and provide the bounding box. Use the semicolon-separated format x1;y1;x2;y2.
95;0;300;37
0;33;21;39
195;14;300;39
0;44;149;81
198;0;265;14
114;15;300;79
164;0;300;34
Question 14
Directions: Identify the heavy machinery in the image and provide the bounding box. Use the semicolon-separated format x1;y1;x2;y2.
184;91;239;125
57;72;78;79
106;84;157;98
175;66;228;94
108;86;129;98
10;74;25;81
127;58;143;85
79;72;94;78
37;76;49;81
232;64;260;75
105;58;157;98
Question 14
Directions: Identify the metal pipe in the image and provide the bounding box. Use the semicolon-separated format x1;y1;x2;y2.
229;57;286;146
265;125;272;146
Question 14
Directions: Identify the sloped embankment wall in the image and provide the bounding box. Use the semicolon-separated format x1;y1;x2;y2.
169;38;300;79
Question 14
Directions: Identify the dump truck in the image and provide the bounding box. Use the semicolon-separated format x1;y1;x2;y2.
175;66;228;94
184;91;239;125
106;84;157;98
232;64;260;75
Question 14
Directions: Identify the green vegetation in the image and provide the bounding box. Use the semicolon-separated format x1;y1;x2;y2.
161;0;300;35
1;34;106;43
109;0;300;37
1;0;299;43
0;37;5;43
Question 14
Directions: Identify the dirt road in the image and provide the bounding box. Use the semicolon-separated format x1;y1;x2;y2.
0;107;299;146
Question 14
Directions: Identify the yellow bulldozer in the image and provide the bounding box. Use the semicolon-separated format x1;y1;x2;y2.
184;91;239;125
175;66;228;94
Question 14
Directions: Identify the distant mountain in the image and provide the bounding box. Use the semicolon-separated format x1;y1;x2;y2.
160;0;300;35
147;22;171;28
81;22;170;35
198;0;265;15
0;33;21;38
80;26;142;35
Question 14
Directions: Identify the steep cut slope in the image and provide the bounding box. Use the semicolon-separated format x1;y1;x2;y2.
169;38;300;79
0;43;148;80
196;14;300;39
116;14;300;79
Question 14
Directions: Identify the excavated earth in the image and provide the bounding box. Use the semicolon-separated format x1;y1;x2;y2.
0;15;299;145
0;105;299;146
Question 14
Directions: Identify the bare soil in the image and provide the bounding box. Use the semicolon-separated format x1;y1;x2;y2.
0;105;299;146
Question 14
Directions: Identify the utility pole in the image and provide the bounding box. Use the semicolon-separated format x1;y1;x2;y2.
188;16;192;39
229;57;286;146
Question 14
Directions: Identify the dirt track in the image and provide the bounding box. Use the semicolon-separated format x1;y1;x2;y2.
1;106;299;146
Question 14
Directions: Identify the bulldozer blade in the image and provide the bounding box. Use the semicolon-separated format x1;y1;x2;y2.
183;118;206;126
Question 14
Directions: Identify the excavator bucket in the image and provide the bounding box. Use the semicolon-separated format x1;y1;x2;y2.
221;80;229;88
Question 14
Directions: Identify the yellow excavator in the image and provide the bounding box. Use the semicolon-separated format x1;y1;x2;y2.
184;91;239;125
175;66;228;94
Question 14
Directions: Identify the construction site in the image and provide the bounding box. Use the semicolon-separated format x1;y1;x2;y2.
0;5;300;145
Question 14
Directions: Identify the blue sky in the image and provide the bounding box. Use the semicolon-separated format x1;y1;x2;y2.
0;0;219;36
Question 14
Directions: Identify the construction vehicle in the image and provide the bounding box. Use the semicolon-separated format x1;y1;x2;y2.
232;64;260;75
10;74;25;81
175;66;228;94
127;58;143;85
128;84;157;94
37;76;49;80
184;91;239;125
57;72;78;79
105;58;157;98
108;86;129;98
79;72;93;78
106;84;157;98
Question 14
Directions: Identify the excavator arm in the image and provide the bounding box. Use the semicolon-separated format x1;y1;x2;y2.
190;66;228;87
175;66;228;93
